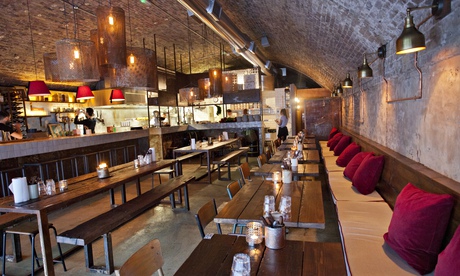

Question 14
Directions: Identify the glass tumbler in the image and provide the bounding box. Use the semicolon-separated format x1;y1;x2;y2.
231;253;250;276
263;195;275;216
279;195;292;216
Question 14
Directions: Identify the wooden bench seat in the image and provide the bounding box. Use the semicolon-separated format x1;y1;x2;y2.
56;174;195;274
212;148;249;180
175;152;204;175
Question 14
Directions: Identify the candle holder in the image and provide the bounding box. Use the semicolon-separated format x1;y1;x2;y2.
246;222;263;247
58;179;68;192
97;163;110;179
272;171;281;184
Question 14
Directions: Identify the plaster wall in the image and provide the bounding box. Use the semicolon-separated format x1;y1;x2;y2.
342;4;460;182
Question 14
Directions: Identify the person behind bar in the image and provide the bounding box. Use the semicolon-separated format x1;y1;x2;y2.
275;108;288;141
74;107;96;134
0;111;23;139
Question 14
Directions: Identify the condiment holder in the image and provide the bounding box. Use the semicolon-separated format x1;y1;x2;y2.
97;163;110;179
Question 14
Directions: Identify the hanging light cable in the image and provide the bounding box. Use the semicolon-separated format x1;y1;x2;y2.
127;0;135;64
26;0;50;97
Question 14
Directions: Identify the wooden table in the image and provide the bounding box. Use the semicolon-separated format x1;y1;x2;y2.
173;138;239;183
268;150;320;164
175;234;346;275
253;163;320;180
215;179;325;229
0;159;176;276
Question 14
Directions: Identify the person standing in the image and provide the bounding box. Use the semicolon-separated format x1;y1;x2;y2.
74;108;96;134
275;108;289;141
0;111;23;139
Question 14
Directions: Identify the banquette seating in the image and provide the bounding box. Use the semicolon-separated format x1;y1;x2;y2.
320;127;460;276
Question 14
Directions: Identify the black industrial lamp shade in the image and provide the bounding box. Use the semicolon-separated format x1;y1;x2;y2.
396;13;426;54
336;84;343;95
343;73;353;88
358;57;373;78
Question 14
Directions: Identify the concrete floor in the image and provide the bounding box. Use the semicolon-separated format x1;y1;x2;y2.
3;157;340;276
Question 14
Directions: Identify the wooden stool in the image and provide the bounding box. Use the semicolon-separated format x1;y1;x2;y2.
2;222;67;276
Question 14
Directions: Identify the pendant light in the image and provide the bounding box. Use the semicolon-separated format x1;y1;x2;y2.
209;68;223;97
96;5;127;68
26;0;50;97
110;89;125;103
127;0;135;65
343;73;353;88
56;2;99;82
358;56;373;78
76;85;94;100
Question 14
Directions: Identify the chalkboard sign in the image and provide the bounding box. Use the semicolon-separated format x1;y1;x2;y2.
223;89;261;103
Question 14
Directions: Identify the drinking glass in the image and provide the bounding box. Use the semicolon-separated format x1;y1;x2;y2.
38;180;47;196
45;179;56;195
279;195;292;216
231;253;250;276
263;195;275;216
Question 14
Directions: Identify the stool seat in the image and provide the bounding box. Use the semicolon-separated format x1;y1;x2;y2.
3;222;67;276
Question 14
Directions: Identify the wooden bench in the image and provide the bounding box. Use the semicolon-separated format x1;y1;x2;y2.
56;174;195;274
174;152;204;176
212;148;249;180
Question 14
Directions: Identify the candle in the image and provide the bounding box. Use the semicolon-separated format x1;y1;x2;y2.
97;163;110;178
273;171;281;184
246;222;263;247
58;180;68;192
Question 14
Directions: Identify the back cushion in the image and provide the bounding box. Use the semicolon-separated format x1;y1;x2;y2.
383;183;455;275
328;127;339;140
336;142;361;167
327;131;341;147
333;135;351;156
328;133;343;150
435;225;460;275
343;152;373;180
352;155;385;195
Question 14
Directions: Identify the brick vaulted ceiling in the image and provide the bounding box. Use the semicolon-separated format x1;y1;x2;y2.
0;0;432;91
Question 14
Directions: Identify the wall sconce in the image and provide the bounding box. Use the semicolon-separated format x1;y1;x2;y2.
110;89;125;103
76;86;95;100
343;73;353;88
358;45;386;78
396;0;450;55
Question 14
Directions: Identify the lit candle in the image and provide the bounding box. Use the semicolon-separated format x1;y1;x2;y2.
97;163;110;178
273;171;280;184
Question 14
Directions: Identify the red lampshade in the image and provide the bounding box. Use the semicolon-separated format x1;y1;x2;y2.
76;86;94;100
28;81;51;96
110;89;125;103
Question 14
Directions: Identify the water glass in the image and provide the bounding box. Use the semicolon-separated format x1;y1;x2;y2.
231;253;250;276
279;196;292;216
38;180;47;196
263;195;275;216
45;179;56;196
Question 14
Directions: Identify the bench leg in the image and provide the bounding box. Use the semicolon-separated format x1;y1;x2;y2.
136;179;141;196
170;193;176;209
184;185;190;211
103;233;114;275
121;184;127;204
84;243;94;270
227;162;231;180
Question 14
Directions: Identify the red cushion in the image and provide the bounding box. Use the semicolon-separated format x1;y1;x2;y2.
327;131;341;147
383;183;455;275
352;155;385;195
336;142;360;167
328;133;343;150
328;127;339;140
435;226;460;275
343;152;372;180
333;135;351;156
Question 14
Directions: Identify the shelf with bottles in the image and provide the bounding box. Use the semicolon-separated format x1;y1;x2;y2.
28;91;77;103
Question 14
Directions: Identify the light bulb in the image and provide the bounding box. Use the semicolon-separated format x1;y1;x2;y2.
74;48;80;59
108;15;114;25
129;53;135;64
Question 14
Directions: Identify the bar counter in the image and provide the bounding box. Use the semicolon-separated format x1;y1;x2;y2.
0;129;149;160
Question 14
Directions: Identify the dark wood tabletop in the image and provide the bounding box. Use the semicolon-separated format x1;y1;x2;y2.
0;159;176;276
215;179;325;229
175;234;346;276
253;163;320;179
268;150;320;164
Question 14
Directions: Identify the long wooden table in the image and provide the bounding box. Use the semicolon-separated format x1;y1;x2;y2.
254;163;320;180
215;179;325;229
175;234;346;275
173;138;240;183
0;159;176;276
268;150;320;164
